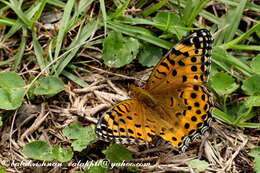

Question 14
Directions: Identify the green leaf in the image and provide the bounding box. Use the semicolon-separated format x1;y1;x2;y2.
138;43;162;67
242;75;260;96
249;147;260;173
63;123;97;152
237;122;260;128
103;144;132;163
12;28;27;71
0;72;26;110
54;18;99;75
32;30;46;72
103;32;140;68
2;0;33;29
231;102;252;124
225;0;247;42
254;157;260;173
212;108;234;125
33;76;65;96
249;147;260;158
54;0;75;59
52;145;73;162
153;12;186;37
210;72;239;95
244;96;260;107
0;116;2;127
87;163;109;173
221;23;260;50
110;0;131;19
212;47;253;77
107;21;172;49
187;159;209;172
184;0;211;26
251;54;260;74
62;70;89;88
23;141;54;161
142;0;170;17
0;167;6;173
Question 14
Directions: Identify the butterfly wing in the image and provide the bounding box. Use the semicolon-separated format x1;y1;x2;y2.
146;29;212;92
144;29;213;151
153;85;212;152
96;99;156;144
96;29;213;152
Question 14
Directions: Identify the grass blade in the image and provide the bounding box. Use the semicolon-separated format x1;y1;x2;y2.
3;0;33;29
61;70;89;88
107;21;172;49
221;23;260;49
11;28;27;71
142;0;170;17
55;19;99;75
32;30;47;72
54;0;75;59
4;1;42;39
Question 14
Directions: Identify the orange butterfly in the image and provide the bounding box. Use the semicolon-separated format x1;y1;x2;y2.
96;29;213;152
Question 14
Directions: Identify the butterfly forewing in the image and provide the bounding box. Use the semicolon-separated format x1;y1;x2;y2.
146;29;212;92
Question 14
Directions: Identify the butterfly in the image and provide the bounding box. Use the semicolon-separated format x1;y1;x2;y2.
96;29;213;152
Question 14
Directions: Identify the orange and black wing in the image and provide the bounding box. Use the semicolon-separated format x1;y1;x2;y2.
96;99;156;145
146;29;212;93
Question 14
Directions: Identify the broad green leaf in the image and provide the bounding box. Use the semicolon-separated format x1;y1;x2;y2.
251;54;260;74
103;144;132;163
249;147;260;173
0;168;6;173
52;145;73;162
210;72;239;95
187;159;209;172
87;162;109;173
103;32;140;68
63;123;97;152
249;147;260;158
23;141;54;161
231;102;253;123
242;75;260;96
244;96;260;107
0;72;26;110
153;12;186;37
254;157;260;173
33;76;65;96
138;43;162;67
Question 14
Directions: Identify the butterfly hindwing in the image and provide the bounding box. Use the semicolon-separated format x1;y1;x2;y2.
96;99;156;144
158;85;212;151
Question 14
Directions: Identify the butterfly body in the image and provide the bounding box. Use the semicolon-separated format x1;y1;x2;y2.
96;29;213;152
